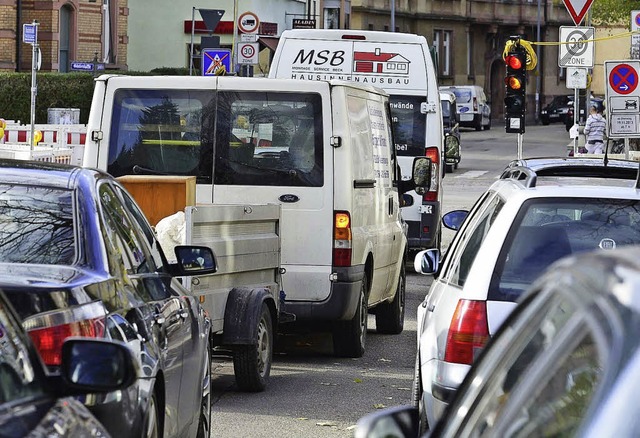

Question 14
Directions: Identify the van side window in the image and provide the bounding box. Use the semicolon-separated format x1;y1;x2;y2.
214;92;324;187
107;89;215;184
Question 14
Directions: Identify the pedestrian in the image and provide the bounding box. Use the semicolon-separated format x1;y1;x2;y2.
583;105;606;154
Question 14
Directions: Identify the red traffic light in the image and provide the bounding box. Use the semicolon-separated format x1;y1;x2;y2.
505;54;524;70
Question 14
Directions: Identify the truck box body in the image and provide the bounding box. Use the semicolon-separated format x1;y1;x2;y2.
84;75;416;357
268;29;444;252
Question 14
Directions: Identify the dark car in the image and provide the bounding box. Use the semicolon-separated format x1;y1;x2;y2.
357;244;640;437
565;96;605;131
539;95;572;125
0;159;217;438
0;288;138;437
440;90;461;173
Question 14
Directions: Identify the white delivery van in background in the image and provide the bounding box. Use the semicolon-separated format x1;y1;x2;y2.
268;29;444;254
83;75;431;358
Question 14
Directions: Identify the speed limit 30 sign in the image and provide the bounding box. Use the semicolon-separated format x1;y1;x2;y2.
558;26;594;68
238;42;259;64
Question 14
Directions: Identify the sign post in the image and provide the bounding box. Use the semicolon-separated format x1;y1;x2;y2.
23;21;39;149
235;11;260;76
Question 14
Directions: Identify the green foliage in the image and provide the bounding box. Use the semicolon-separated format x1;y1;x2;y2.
0;72;95;124
0;70;188;125
591;0;637;26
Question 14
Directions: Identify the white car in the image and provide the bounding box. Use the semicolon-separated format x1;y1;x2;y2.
412;157;640;432
439;85;491;131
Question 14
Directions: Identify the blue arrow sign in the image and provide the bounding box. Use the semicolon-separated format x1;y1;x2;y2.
202;49;231;76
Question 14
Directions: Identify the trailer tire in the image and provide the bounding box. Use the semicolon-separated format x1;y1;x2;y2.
375;263;405;334
333;275;368;358
233;303;273;392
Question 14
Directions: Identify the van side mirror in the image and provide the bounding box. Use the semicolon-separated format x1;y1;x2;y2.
444;134;460;162
412;157;432;195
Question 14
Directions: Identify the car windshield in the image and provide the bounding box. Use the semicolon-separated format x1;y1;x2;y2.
489;198;640;302
0;184;76;265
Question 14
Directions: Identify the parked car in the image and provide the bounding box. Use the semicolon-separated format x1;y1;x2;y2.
565;96;605;131
439;85;491;131
357;244;640;438
411;157;640;432
0;288;138;436
440;90;461;173
539;95;572;125
0;159;217;438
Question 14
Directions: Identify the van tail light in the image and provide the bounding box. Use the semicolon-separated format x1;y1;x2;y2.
444;299;490;365
473;97;478;112
333;211;352;267
23;302;107;367
423;146;440;202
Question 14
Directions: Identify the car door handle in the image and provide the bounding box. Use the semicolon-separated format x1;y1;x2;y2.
427;304;435;312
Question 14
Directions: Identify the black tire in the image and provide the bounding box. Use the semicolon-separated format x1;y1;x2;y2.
475;116;483;131
233;304;273;392
542;119;550;126
375;264;405;334
485;117;491;130
454;161;459;170
196;341;212;438
333;275;368;358
411;353;429;434
143;392;161;438
445;163;454;173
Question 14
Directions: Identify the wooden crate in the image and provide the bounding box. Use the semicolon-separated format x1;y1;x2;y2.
117;175;196;226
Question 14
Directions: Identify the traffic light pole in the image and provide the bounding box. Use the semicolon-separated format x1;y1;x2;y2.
517;133;524;160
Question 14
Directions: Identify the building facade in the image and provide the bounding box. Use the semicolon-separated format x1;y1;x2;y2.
0;0;128;73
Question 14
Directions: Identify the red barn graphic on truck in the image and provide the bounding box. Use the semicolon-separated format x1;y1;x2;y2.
353;48;410;75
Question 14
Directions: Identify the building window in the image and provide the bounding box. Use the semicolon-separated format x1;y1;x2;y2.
433;30;453;76
324;8;340;29
59;5;73;72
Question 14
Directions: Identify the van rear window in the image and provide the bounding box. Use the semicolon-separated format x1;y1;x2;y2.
214;92;324;187
390;95;426;157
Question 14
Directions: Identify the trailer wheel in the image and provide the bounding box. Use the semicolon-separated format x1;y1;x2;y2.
333;275;368;358
233;304;273;392
375;263;405;334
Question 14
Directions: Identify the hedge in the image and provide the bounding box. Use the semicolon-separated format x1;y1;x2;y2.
0;67;190;125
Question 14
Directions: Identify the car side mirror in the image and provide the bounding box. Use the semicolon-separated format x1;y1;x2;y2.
60;338;138;392
414;249;440;275
355;405;419;438
400;193;414;208
443;210;468;231
174;245;218;275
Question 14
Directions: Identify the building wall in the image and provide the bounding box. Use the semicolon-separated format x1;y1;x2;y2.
0;0;128;73
127;0;307;72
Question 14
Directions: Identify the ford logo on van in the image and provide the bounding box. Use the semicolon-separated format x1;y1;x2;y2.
459;107;469;113
279;194;300;203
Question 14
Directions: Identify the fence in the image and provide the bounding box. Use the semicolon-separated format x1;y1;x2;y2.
0;122;86;165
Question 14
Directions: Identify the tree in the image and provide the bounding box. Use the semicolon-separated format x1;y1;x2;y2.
590;0;636;26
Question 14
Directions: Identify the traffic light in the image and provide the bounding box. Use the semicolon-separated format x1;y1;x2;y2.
504;47;527;134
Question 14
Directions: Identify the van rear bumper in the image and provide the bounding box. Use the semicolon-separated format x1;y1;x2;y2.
283;265;365;322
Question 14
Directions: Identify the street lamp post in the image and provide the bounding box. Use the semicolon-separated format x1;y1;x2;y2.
535;0;541;124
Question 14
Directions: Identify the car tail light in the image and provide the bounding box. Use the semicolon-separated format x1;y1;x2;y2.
423;147;440;202
23;302;107;367
333;211;352;267
473;97;478;112
444;299;489;365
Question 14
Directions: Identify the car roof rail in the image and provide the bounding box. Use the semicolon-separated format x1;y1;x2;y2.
500;166;538;188
502;158;640;184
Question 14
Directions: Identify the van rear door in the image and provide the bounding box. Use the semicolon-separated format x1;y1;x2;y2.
211;78;335;303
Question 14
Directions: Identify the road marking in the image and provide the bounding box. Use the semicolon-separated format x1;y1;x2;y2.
454;171;488;178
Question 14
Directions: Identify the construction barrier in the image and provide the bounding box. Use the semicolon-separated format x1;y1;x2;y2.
0;122;86;165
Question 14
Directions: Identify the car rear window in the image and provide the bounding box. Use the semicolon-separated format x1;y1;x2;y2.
450;88;472;103
0;184;75;265
490;198;640;302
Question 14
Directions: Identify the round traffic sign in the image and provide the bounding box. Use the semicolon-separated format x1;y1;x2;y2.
238;11;259;33
609;63;639;95
241;44;256;58
635;12;640;28
566;30;588;57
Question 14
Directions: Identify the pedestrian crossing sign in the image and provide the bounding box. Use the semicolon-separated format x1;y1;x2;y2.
202;49;231;76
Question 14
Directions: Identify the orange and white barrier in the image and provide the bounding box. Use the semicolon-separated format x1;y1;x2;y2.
0;122;87;165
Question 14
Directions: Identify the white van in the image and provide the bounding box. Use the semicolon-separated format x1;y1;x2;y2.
439;85;491;131
82;75;430;358
268;29;444;254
